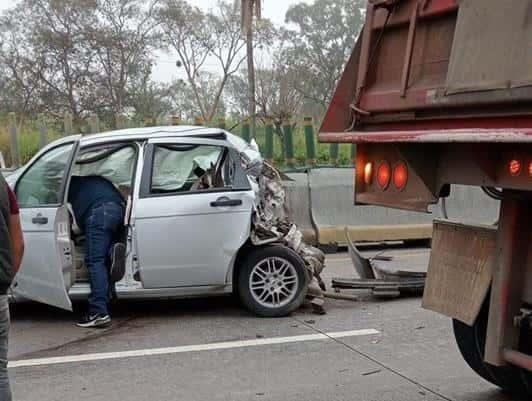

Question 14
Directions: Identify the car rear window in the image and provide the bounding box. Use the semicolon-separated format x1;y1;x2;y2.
150;144;224;193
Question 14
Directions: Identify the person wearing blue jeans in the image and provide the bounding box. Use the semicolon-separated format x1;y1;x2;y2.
69;176;126;328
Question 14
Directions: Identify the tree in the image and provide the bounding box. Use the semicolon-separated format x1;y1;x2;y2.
86;0;161;115
157;0;274;124
0;9;44;118
4;0;99;120
282;0;365;115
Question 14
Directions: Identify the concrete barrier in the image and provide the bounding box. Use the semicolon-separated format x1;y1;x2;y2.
285;168;500;247
283;171;316;243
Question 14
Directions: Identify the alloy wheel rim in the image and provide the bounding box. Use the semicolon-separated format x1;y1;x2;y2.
249;257;299;308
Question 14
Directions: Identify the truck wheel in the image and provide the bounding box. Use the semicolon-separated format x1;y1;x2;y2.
237;245;309;317
452;298;531;395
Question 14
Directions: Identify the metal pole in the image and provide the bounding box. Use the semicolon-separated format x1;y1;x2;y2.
64;112;73;136
38;113;48;149
7;113;20;167
115;113;127;130
264;119;274;163
329;143;339;166
283;120;295;168
244;0;256;139
303;117;316;166
241;121;251;142
351;143;357;165
145;117;156;127
89;115;100;134
218;117;226;130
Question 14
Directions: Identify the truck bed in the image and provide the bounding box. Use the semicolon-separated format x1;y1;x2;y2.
320;0;532;140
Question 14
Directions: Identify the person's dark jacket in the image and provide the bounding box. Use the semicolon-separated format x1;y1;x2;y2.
68;176;124;229
0;174;15;294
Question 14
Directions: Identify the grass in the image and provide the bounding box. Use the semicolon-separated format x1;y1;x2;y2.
0;116;354;168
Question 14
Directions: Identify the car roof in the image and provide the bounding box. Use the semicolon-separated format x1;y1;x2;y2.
79;125;226;145
48;125;245;150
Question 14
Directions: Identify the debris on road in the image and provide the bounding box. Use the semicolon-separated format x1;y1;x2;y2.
361;369;382;376
331;229;427;299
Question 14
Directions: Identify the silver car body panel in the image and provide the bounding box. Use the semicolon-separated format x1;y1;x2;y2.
68;282;232;300
11;139;81;311
133;136;254;288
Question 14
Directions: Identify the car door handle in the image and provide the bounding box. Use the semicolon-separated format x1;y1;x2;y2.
32;215;48;225
210;197;243;207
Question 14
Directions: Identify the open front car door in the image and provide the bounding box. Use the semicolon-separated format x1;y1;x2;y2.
11;139;80;311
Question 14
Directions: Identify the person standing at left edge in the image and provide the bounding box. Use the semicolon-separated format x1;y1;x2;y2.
0;173;25;401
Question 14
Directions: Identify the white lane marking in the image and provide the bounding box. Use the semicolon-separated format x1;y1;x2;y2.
9;328;379;369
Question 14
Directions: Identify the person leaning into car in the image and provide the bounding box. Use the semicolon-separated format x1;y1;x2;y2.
68;175;126;329
0;173;24;401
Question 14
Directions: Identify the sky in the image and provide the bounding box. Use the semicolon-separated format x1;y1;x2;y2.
0;0;313;82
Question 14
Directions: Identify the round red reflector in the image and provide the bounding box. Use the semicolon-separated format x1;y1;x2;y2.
509;159;522;176
393;161;408;191
364;162;373;185
376;161;391;190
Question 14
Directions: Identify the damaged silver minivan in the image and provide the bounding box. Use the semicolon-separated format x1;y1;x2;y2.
5;126;325;317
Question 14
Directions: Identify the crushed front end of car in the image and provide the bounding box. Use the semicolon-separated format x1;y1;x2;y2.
241;146;327;313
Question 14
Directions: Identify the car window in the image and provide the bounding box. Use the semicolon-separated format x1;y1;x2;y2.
150;144;226;194
16;143;75;207
72;145;136;189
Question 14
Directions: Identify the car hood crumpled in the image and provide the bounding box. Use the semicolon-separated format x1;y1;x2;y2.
246;160;326;298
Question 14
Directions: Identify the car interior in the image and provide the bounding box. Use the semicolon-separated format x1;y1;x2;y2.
68;143;137;284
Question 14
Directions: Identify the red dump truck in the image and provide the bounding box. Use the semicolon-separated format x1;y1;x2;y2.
319;0;532;395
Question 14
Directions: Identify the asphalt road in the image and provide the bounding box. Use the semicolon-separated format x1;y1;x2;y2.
7;249;528;401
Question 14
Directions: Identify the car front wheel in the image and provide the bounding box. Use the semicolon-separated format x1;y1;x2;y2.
237;245;309;317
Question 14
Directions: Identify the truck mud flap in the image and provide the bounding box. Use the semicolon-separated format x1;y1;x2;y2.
422;220;496;326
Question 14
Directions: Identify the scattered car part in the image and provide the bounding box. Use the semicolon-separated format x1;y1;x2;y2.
331;228;426;298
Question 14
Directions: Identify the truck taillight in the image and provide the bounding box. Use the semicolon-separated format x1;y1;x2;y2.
364;162;373;184
377;161;391;190
509;159;522;176
393;162;408;191
529;161;532;177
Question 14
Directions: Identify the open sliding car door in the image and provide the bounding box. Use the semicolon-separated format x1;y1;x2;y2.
12;138;81;311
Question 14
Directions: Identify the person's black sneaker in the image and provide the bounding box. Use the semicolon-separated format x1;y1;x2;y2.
109;243;126;284
76;314;111;328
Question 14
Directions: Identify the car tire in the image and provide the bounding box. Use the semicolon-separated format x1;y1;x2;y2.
237;245;309;317
452;296;531;395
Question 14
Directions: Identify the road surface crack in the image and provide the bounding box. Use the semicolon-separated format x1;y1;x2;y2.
292;316;456;401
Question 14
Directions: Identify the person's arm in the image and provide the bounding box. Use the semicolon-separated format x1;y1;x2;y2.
7;186;24;273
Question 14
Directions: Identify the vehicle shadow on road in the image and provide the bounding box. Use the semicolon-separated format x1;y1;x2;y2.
10;295;249;322
467;389;529;401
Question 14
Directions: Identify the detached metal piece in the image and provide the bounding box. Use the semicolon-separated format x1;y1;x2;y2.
332;228;426;298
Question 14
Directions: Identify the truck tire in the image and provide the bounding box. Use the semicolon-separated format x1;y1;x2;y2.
237;245;309;317
452;297;531;395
